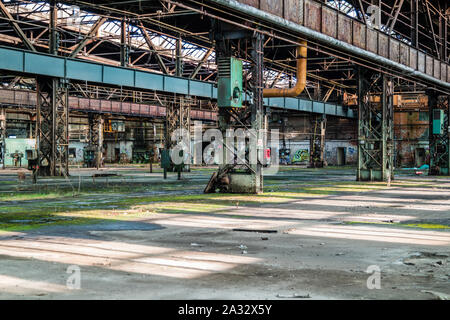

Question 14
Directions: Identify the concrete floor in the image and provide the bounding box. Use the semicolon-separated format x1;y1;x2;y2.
0;165;449;299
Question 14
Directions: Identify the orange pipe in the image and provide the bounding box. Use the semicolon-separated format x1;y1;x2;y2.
263;40;307;98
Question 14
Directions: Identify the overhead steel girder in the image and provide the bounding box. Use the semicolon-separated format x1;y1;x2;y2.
0;1;36;52
357;68;394;182
138;22;170;75
205;0;450;92
70;17;108;58
0;46;355;118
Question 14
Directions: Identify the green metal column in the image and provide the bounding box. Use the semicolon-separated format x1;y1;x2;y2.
357;68;394;181
428;91;449;176
0;107;6;169
204;30;264;194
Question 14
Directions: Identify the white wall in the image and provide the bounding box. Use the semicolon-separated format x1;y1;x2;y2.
105;141;133;162
69;141;87;164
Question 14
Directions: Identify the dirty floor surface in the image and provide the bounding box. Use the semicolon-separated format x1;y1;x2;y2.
0;166;449;299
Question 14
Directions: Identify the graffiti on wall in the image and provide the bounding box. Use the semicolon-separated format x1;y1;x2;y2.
292;149;309;163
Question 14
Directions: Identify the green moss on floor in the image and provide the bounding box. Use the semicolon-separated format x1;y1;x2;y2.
1;166;448;233
344;221;450;230
403;223;450;230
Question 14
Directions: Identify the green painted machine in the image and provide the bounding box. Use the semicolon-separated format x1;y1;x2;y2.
83;147;96;168
132;149;150;163
432;109;445;135
217;57;243;108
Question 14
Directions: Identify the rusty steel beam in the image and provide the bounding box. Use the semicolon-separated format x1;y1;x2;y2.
139;22;170;74
203;0;450;91
69;17;107;58
386;0;405;34
190;47;214;79
0;0;36;52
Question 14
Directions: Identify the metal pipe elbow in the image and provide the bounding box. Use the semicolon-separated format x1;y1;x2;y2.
263;40;307;98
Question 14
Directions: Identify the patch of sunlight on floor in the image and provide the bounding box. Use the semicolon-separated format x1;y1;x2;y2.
0;238;261;279
151;214;294;230
286;224;450;246
0;275;68;294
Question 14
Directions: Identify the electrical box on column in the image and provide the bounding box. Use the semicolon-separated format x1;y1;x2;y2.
217;57;243;108
432;109;445;135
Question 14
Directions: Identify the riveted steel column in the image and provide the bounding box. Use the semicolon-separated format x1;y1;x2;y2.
251;32;264;194
176;36;183;77
357;68;394;181
36;77;69;177
428;91;449;176
49;0;58;55
88;113;104;169
309;114;326;168
163;97;190;179
382;75;395;182
0;107;6;169
204;28;265;194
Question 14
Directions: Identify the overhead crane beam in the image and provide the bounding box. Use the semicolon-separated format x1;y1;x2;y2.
0;46;355;118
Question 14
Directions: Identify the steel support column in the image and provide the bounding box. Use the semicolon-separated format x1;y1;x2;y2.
0;107;6;169
88;113;104;169
428;92;449;176
49;0;58;55
163;97;190;179
411;0;419;48
309;114;327;168
36;77;69;177
250;32;265;193
357;68;394;181
120;19;129;67
205;31;265;194
176;36;183;77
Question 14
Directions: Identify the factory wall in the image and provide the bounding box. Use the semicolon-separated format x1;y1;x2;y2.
3;138;35;167
105;141;133;163
3;139;89;167
394;112;429;167
68;141;87;164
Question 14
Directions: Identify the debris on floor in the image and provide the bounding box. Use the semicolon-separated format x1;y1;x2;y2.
276;293;311;299
420;290;449;300
233;228;278;234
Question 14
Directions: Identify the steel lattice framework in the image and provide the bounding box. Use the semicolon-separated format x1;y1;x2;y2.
163;96;191;179
357;68;394;181
87;113;103;169
36;77;69;176
0;0;448;187
428;93;449;175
